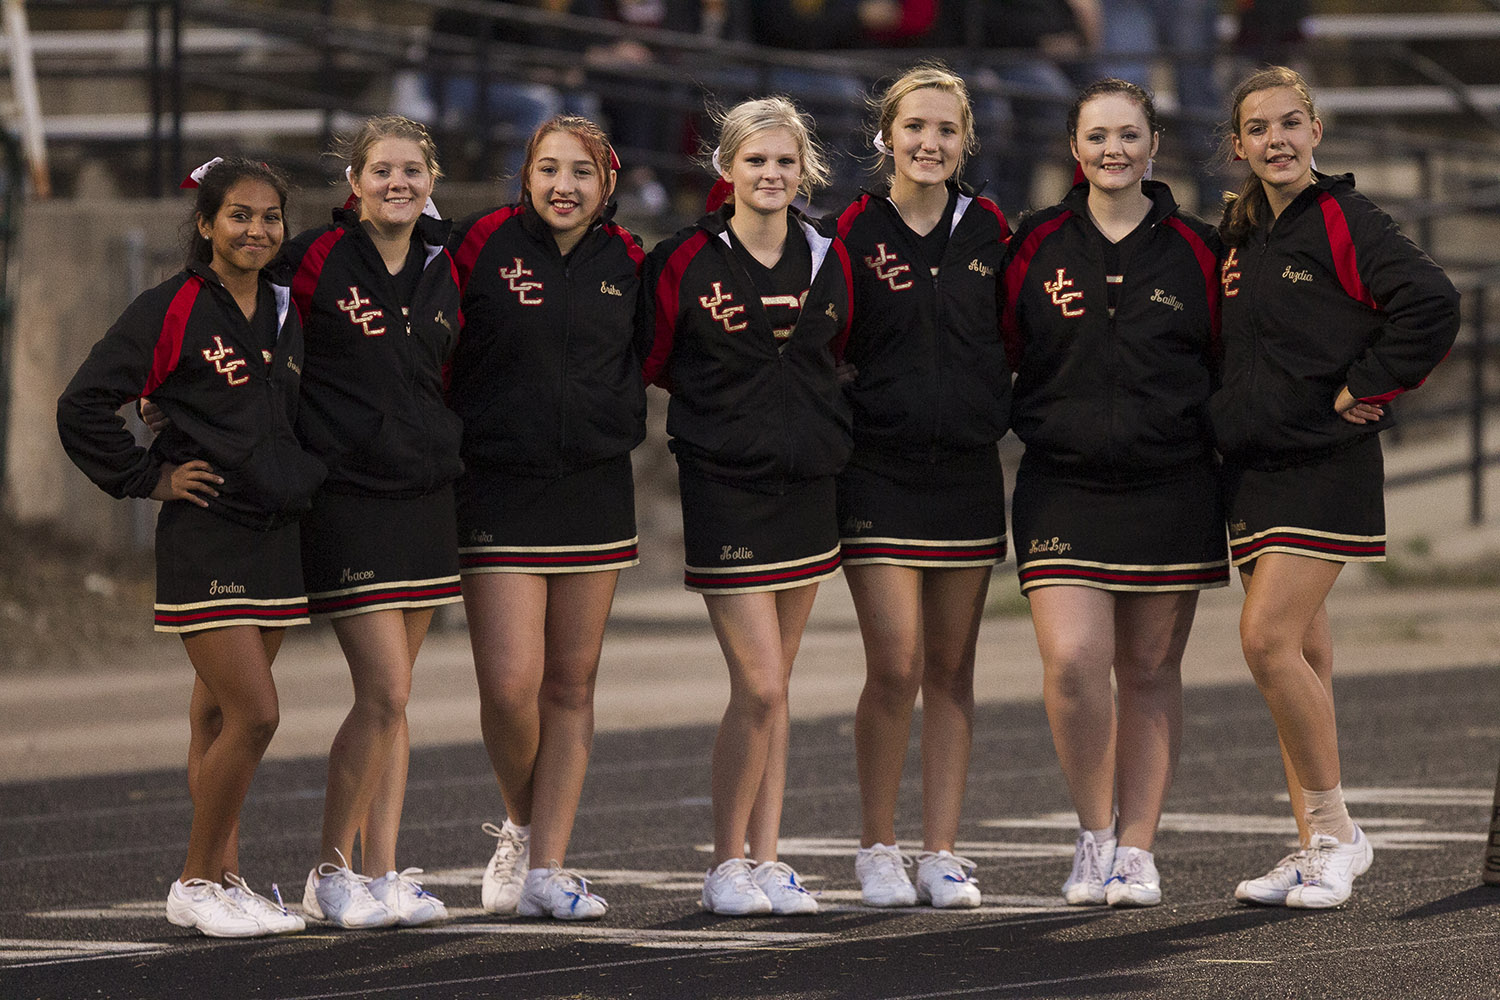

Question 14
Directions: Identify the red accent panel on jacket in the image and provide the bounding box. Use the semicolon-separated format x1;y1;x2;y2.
291;228;346;323
1318;192;1377;309
642;230;711;387
973;196;1012;241
605;222;647;270
836;194;871;240
831;238;854;363
1000;212;1072;371
1163;215;1222;355
142;278;202;397
453;207;521;291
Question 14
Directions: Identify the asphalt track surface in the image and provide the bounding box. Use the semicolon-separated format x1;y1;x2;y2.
5;658;1500;1000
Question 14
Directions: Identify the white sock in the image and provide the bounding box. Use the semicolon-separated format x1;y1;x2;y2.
1086;823;1116;844
1302;783;1357;843
505;819;531;839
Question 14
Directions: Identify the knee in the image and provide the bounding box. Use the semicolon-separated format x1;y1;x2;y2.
921;656;975;705
1239;615;1294;683
226;700;280;753
1042;644;1106;706
479;671;539;718
354;684;409;730
864;652;923;708
731;677;787;727
1114;651;1181;698
539;667;596;713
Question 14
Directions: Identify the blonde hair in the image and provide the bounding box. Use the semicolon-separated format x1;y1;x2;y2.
1220;66;1317;245
332;114;444;182
873;61;978;173
709;96;831;199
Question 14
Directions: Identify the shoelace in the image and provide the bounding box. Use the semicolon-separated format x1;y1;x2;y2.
181;877;242;915
719;858;759;892
482;822;526;870
541;864;599;908
390;866;435;900
224;872;289;915
918;851;978;883
1300;837;1340;884
865;845;914;874
757;861;812;895
1106;851;1150;885
316;848;375;889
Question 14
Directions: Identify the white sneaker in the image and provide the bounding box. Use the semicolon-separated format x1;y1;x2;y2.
223;873;305;934
302;850;399;929
855;843;917;907
1104;847;1161;907
1235;849;1307;905
368;868;449;927
701;858;772;916
480;820;530;915
751;861;818;915
517;864;608;920
915;850;981;909
1285;827;1373;909
1062;830;1116;905
166;878;267;938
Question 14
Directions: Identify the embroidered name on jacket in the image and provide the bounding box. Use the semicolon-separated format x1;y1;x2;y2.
699;282;748;332
1044;268;1085;317
499;258;544;305
337;287;386;336
201;336;249;386
969;259;994;277
863;243;913;291
1151;289;1184;312
1283;265;1314;284
1220;249;1241;298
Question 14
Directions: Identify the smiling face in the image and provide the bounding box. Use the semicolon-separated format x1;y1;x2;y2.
198;179;284;280
351;137;434;231
888;87;965;192
528;129;610;245
1233;85;1322;204
1070;92;1158;195
722;127;802;217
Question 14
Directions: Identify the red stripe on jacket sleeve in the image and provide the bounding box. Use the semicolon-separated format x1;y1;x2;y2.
1000;212;1070;372
974;196;1012;241
832;238;854;363
641;231;710;388
605;222;647;270
836;195;870;240
1163;216;1222;353
291;228;345;324
453;207;520;291
142;278;202;397
1318;192;1378;309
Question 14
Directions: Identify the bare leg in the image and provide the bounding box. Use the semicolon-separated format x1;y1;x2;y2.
1238;554;1344;793
705;584;818;865
178;626;281;883
847;563;923;848
1112;591;1197;850
917;566;991;852
357;608;432;874
747;585;819;861
319;609;417;868
529;571;618;868
464;573;546;827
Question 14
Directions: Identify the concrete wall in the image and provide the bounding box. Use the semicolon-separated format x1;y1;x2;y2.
5;199;184;550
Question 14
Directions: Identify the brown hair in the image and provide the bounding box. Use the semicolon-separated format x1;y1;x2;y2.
1067;78;1161;139
332;114;443;185
519;115;618;221
872;61;978;175
1219;66;1318;246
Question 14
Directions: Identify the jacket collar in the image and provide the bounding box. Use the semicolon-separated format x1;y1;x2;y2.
515;199;619;249
1061;178;1179;227
702;204;836;279
185;261;292;338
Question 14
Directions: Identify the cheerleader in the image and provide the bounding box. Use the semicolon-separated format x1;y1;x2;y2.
448;115;645;920
833;62;1010;909
639;96;853;916
1001;79;1228;908
58;158;322;937
1214;67;1459;908
285;116;463;929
